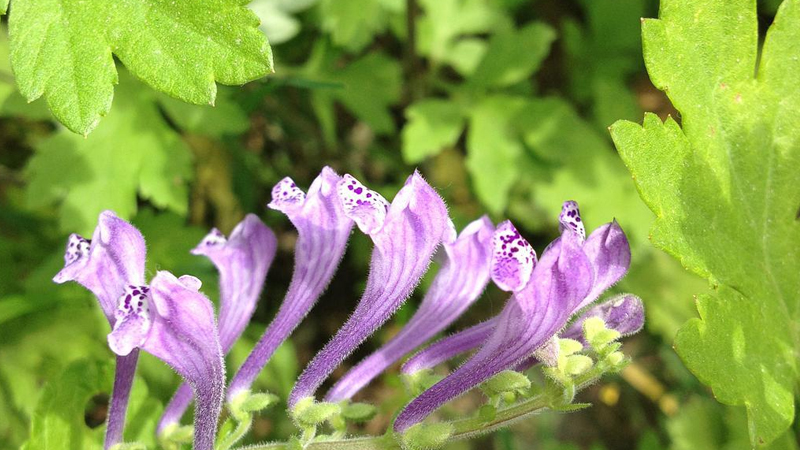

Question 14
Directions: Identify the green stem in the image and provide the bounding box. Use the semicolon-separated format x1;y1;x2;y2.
237;369;612;450
216;415;254;450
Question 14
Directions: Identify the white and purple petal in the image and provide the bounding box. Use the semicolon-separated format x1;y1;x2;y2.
491;220;536;292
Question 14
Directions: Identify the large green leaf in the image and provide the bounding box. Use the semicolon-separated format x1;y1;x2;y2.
25;73;193;235
22;359;112;450
610;0;800;445
401;99;465;164
8;0;272;135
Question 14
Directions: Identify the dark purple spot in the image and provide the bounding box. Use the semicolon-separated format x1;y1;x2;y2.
575;217;581;222
366;193;372;198
355;187;363;195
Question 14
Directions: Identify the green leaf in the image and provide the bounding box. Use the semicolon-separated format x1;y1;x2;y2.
469;22;555;88
158;87;249;137
304;44;401;137
291;398;341;427
610;0;800;445
25;73;193;235
417;0;505;65
466;95;526;214
401;422;454;450
480;370;531;397
401;99;465;163
22;359;113;450
8;0;272;135
340;402;377;422
318;0;393;52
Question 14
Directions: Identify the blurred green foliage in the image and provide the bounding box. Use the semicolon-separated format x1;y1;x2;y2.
0;0;796;449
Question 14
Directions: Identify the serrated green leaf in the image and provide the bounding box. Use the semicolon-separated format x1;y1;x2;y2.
469;22;555;88
25;74;193;235
610;0;800;445
8;0;272;134
22;359;113;450
401;99;465;163
466;95;526;214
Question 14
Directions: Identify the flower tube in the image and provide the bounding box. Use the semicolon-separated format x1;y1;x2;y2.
325;216;495;402
228;167;354;401
158;214;277;434
53;211;147;449
289;171;449;407
394;201;631;431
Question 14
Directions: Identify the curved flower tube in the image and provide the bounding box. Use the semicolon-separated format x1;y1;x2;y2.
401;319;497;374
228;167;354;401
394;201;631;432
53;211;146;449
158;215;277;434
109;271;225;450
406;293;644;375
325;216;495;402
289;171;449;407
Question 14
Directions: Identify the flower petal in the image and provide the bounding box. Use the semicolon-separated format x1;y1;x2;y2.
191;214;277;351
54;211;147;322
325;216;495;401
491;220;536;292
290;171;449;406
228;167;354;400
401;319;496;374
576;220;631;311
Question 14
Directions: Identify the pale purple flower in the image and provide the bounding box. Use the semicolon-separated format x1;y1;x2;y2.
394;201;631;432
325;216;495;402
158;215;277;433
289;171;449;407
228;167;354;401
108;271;225;450
53;211;147;449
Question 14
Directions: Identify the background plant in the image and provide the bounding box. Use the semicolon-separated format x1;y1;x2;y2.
0;0;797;449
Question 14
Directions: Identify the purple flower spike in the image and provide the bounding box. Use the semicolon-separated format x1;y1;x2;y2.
109;272;225;450
53;211;146;449
290;171;449;407
228;167;355;401
158;215;277;433
394;216;594;432
491;220;536;292
578;220;631;311
325;216;495;402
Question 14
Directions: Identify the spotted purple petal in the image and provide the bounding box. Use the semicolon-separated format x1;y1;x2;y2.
289;171;449;406
325;216;495;402
53;210;147;322
491;220;536;292
337;174;390;234
158;214;277;433
112;271;224;450
559;200;585;240
394;226;593;432
108;285;152;356
228;167;354;401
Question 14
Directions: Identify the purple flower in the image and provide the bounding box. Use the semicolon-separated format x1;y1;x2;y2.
394;201;631;432
53;211;147;449
325;216;495;402
108;271;225;450
158;215;277;434
289;171;449;407
228;167;354;401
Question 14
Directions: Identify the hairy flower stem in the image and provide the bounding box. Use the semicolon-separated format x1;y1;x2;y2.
104;350;139;449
